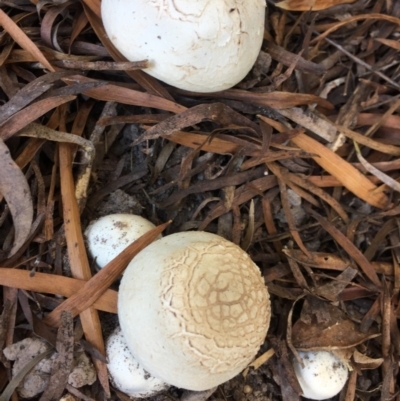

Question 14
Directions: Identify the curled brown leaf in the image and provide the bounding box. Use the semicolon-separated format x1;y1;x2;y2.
0;139;33;258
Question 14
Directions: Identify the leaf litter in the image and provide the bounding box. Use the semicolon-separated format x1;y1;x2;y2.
0;1;400;401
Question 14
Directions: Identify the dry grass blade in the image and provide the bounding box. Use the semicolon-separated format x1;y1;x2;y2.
82;0;101;17
363;98;400;139
306;207;382;288
19;123;95;207
262;197;283;255
140;102;259;143
0;71;74;125
0;9;54;72
185;89;334;110
0;139;33;258
0;269;118;313
290;132;390;209
275;0;356;11
0;95;76;141
264;41;326;75
63;75;186;113
310;14;400;45
58;142;109;395
199;176;278;229
336;124;400;156
159;168;264;209
287;173;349;223
43;221;170;327
353;141;400;193
19;123;94;156
165;131;260;156
283;249;393;276
374;38;400;51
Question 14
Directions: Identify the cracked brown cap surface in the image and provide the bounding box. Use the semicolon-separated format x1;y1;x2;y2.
118;231;270;390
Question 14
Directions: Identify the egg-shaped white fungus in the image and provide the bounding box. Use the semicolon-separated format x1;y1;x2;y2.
292;351;348;400
85;214;160;269
106;327;169;398
101;0;266;92
118;231;271;391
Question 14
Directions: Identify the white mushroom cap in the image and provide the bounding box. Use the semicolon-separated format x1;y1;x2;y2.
106;327;168;398
292;351;348;400
118;231;271;391
85;214;159;269
101;0;266;92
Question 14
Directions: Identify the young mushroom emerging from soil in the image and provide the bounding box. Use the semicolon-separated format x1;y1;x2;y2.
85;214;159;269
106;327;169;398
101;0;266;92
292;351;349;400
118;231;271;391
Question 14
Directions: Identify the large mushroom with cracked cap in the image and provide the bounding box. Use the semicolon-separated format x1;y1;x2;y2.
101;0;266;92
118;231;271;390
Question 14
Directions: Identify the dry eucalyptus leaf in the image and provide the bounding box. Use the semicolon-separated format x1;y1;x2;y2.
292;296;379;350
0;139;33;258
353;350;384;370
332;348;354;368
315;267;358;301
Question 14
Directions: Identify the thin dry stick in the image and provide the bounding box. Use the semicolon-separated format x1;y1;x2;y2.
58;142;109;396
344;370;357;401
43;221;170;327
54;60;149;70
381;281;391;380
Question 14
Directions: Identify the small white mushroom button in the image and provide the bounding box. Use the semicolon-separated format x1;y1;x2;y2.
292;351;348;400
106;327;168;398
101;0;266;92
118;231;271;391
84;214;159;269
